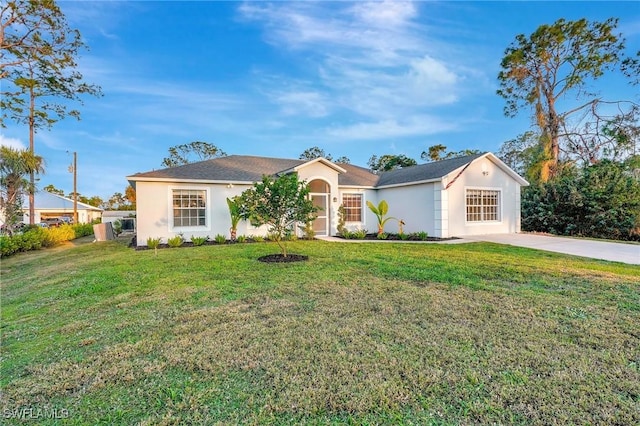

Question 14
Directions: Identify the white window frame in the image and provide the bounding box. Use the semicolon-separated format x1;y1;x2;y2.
464;187;502;224
168;186;211;232
342;193;364;223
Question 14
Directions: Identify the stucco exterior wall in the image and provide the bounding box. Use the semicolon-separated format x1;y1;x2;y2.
296;162;341;236
445;156;522;237
336;188;377;234
135;181;259;246
377;183;436;235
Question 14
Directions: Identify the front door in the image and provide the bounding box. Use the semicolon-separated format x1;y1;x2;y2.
311;194;328;236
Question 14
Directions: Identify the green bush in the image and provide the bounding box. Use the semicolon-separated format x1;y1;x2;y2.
42;225;76;247
236;235;247;243
410;231;429;241
146;237;162;249
0;235;18;257
0;222;96;258
376;233;388;240
167;234;184;248
353;229;368;239
190;236;208;246
72;223;94;237
214;234;227;244
522;160;640;240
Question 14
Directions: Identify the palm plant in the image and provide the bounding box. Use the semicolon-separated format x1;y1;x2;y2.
366;200;396;235
226;196;242;240
0;146;44;233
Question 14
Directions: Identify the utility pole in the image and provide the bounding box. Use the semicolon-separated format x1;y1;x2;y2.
68;151;78;223
73;152;78;224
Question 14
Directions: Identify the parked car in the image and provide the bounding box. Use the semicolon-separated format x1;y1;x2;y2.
36;222;49;228
59;217;74;225
42;217;63;227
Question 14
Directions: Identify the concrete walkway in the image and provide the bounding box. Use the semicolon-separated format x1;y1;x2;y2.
318;234;640;265
464;233;640;265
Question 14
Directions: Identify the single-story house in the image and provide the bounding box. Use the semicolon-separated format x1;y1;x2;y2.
127;152;529;246
20;191;103;224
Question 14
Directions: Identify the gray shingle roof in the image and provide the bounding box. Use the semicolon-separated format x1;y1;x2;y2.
337;163;379;187
129;155;305;182
376;153;486;187
129;153;487;187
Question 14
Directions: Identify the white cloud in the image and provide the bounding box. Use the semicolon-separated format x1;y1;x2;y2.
0;134;26;150
326;114;458;140
275;90;329;117
350;1;417;27
238;1;477;131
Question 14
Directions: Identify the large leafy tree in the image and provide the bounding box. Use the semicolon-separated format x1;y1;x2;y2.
161;141;226;168
1;0;102;223
298;146;351;163
299;146;332;161
497;18;637;181
238;173;317;257
0;146;44;232
522;158;640;240
367;154;417;174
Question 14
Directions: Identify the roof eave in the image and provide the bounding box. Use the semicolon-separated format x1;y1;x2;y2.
127;176;254;185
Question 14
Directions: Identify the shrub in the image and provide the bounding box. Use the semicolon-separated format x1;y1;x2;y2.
214;234;227;244
167;234;184;248
410;231;429;241
72;223;94;237
377;232;388;240
251;235;265;243
42;224;76;247
349;229;367;239
146;237;162;249
299;221;316;240
398;233;409;240
190;236;208;246
236;235;247;243
0;235;18;257
337;204;347;236
112;220;123;236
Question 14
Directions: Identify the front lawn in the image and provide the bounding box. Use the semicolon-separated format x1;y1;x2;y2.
1;240;638;425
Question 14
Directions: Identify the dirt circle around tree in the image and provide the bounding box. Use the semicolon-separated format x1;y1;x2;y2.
258;254;309;263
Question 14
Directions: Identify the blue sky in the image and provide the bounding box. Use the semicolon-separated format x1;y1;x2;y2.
2;1;639;200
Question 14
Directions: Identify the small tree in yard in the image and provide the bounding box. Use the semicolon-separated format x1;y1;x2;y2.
238;174;317;258
226;196;242;240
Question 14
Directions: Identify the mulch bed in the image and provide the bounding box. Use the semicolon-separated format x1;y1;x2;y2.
338;234;458;242
258;254;309;263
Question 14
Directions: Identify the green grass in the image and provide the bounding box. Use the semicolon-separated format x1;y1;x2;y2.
1;239;639;425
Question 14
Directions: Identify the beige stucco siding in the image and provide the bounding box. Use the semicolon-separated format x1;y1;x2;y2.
135;181;259;246
377;183;436;235
337;188;377;233
445;156;522;237
296;162;341;235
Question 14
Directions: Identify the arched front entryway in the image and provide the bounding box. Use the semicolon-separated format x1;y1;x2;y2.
308;179;330;236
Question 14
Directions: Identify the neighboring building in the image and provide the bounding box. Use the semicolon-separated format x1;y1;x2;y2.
102;211;137;233
127;153;529;246
22;191;103;224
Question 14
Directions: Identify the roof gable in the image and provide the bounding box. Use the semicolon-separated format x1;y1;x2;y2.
29;191;103;211
376;153;485;187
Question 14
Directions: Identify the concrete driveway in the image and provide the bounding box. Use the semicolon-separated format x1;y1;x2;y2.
464;233;640;265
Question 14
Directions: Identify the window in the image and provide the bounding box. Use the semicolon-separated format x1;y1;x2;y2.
466;189;500;222
172;189;206;227
342;194;362;222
